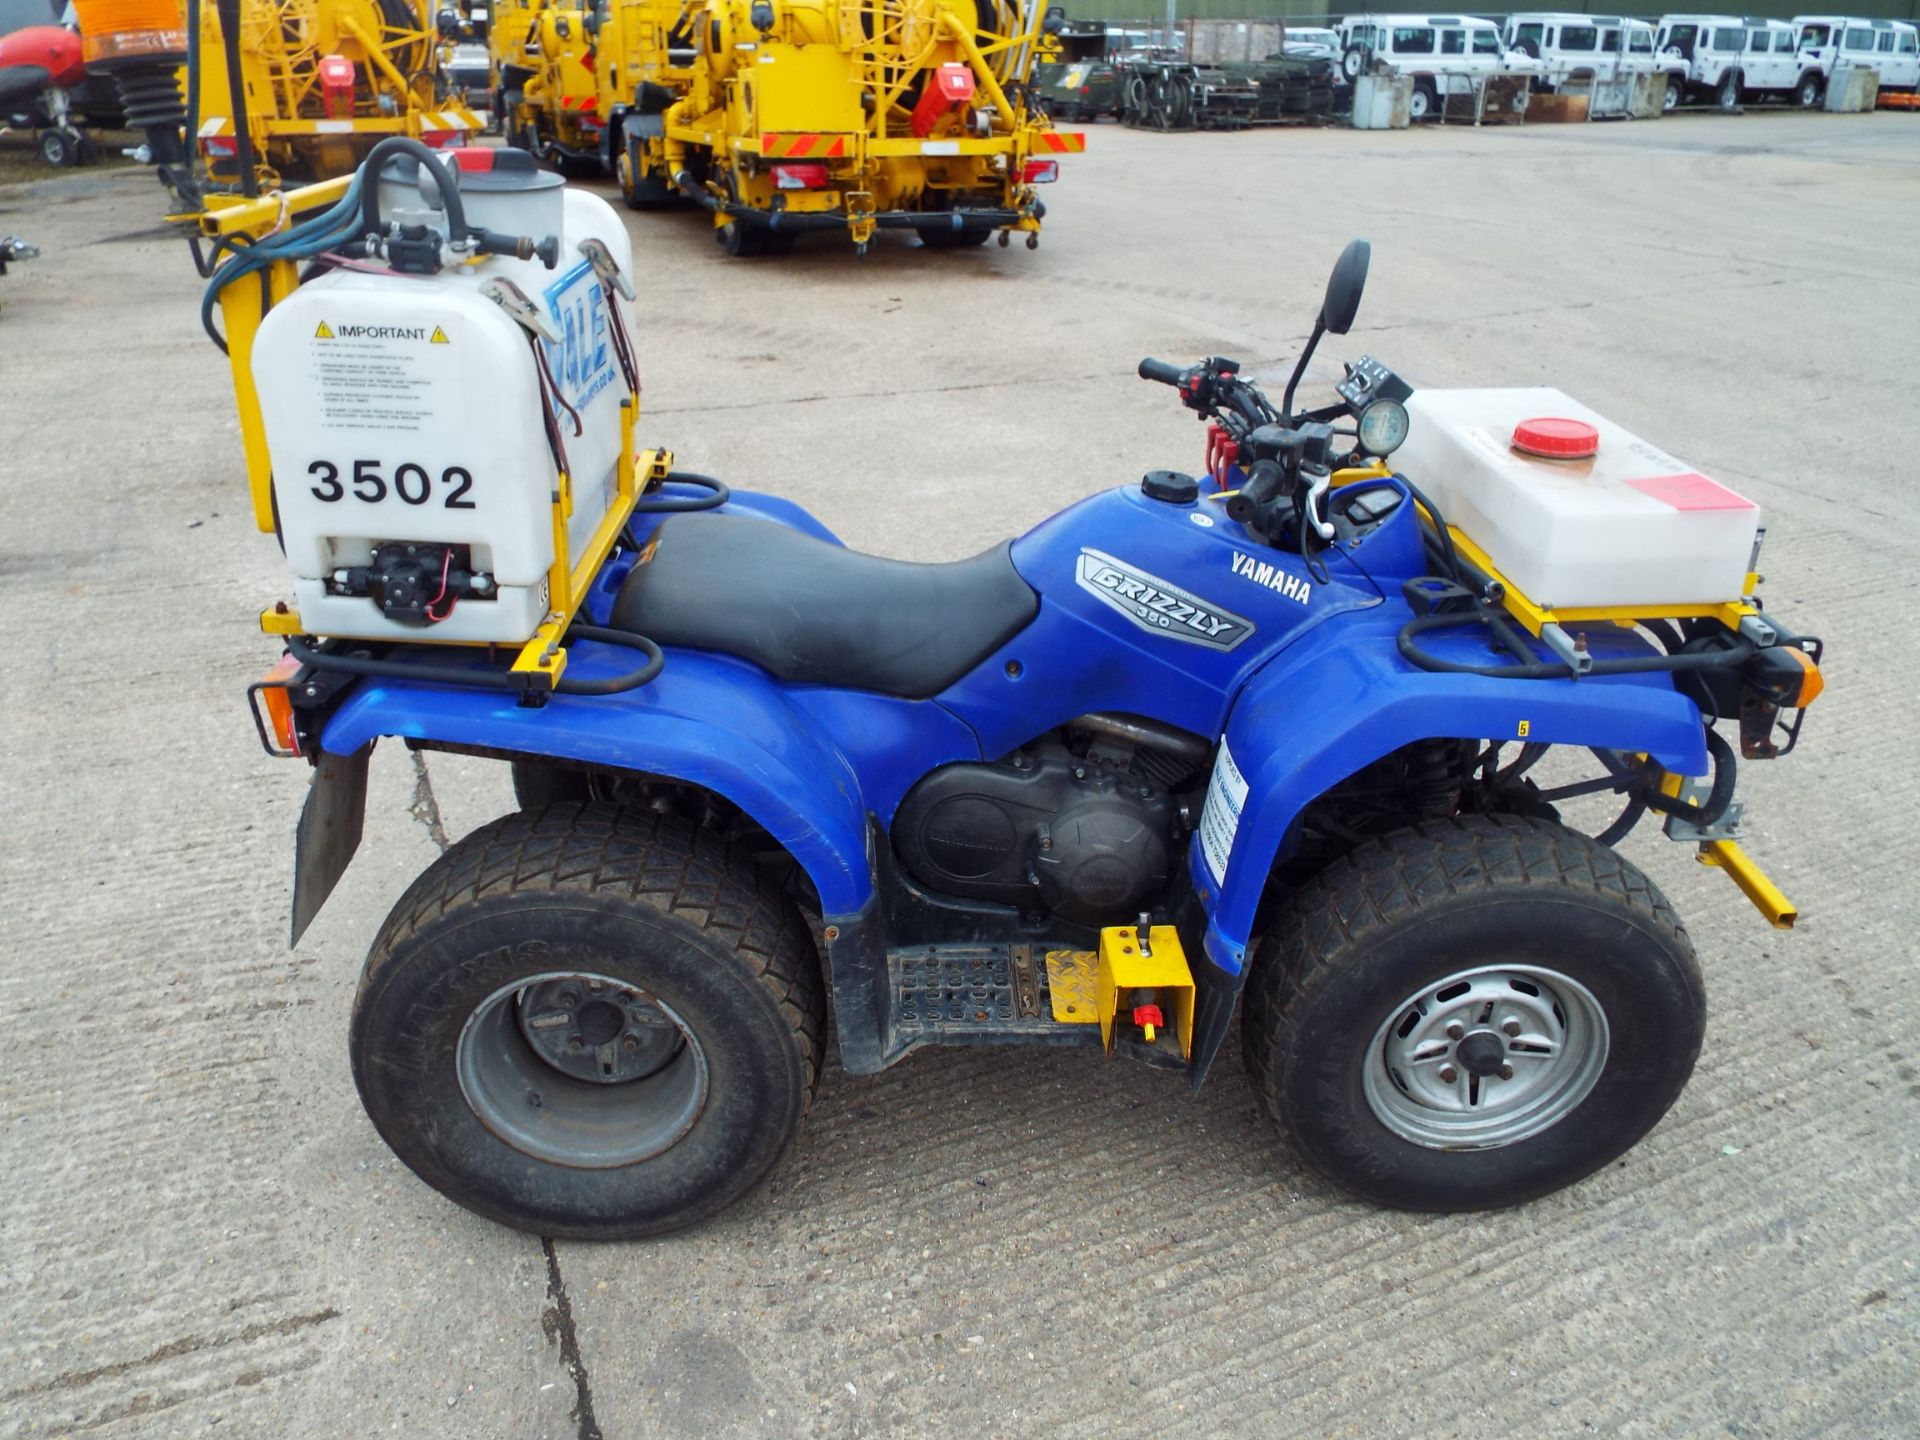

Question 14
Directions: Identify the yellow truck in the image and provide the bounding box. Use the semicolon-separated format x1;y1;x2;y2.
190;0;483;183
512;0;1083;253
489;0;605;173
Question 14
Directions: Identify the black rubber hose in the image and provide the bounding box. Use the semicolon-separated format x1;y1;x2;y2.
185;0;201;174
358;137;471;244
554;625;664;693
286;622;663;696
1399;480;1467;587
213;0;257;197
1398;609;1753;680
1643;725;1738;828
632;470;729;512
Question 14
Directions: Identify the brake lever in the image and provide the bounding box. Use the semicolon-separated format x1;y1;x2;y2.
1302;464;1336;542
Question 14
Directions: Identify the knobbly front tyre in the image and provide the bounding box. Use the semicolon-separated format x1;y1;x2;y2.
349;803;824;1239
1243;816;1705;1212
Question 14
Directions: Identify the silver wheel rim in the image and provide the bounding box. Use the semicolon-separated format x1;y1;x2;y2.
1362;964;1609;1150
456;970;708;1169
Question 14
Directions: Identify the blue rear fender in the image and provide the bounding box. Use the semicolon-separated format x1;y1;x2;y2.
1191;606;1711;978
316;487;980;921
322;652;891;912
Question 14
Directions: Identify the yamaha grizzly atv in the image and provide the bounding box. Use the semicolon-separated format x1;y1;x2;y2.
213;144;1821;1238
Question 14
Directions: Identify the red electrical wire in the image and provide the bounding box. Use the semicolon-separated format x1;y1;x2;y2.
425;547;457;622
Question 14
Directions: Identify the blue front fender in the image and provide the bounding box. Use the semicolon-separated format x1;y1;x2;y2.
1192;607;1710;977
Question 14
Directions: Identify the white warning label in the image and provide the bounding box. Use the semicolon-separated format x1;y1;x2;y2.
308;323;459;434
1198;739;1249;887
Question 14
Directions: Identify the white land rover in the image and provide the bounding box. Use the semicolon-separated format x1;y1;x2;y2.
1505;14;1688;107
1794;16;1920;94
1655;14;1822;110
1336;13;1542;120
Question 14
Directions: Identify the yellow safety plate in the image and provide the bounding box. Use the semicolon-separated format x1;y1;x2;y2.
1096;924;1195;1059
1045;949;1099;1024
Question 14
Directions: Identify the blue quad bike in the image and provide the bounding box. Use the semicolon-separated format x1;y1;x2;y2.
271;243;1822;1239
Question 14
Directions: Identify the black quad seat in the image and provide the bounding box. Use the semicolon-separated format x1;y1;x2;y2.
610;513;1039;699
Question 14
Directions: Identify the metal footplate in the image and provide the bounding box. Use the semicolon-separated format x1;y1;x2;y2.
886;923;1198;1066
890;944;1089;1045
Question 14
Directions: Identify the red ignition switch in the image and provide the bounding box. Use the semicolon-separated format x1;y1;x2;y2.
1511;416;1601;460
911;62;976;139
318;54;356;119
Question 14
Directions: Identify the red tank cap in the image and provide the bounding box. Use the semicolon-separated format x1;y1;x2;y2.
1512;417;1600;459
451;148;496;172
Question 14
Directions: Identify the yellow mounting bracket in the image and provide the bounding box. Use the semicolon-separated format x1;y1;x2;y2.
505;416;662;695
1697;840;1797;930
1656;762;1798;929
1095;924;1194;1060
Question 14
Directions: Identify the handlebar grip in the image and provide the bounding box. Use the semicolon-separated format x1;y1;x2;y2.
1138;357;1184;386
1241;459;1285;505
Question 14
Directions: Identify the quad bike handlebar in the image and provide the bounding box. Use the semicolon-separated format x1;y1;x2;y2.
1137;352;1351;558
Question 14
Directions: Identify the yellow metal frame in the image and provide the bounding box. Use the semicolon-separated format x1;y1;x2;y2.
1698;841;1797;930
1445;526;1761;643
210;176;649;694
1653;769;1798;928
1419;490;1799;932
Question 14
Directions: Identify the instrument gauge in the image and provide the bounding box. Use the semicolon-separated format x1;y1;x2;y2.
1356;399;1410;456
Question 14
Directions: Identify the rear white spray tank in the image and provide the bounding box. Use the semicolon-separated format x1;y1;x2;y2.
252;149;637;643
1395;388;1761;610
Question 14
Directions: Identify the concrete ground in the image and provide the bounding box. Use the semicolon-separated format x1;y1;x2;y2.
2;111;1916;1439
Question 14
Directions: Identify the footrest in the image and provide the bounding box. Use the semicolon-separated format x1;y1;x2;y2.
885;935;1194;1062
890;943;1096;1045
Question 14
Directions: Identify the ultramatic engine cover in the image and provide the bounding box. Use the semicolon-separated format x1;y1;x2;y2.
891;742;1176;925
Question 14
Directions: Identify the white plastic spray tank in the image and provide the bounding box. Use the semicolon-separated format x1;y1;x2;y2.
1395;388;1761;610
251;148;638;644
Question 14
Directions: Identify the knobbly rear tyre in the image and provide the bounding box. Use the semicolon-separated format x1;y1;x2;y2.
1243;816;1705;1212
350;803;824;1239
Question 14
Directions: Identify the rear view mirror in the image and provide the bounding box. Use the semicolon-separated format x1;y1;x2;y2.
1321;238;1371;335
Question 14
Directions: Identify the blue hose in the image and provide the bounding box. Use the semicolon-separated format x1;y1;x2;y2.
199;170;366;350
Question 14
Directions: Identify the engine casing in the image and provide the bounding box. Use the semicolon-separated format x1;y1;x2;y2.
891;742;1176;925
